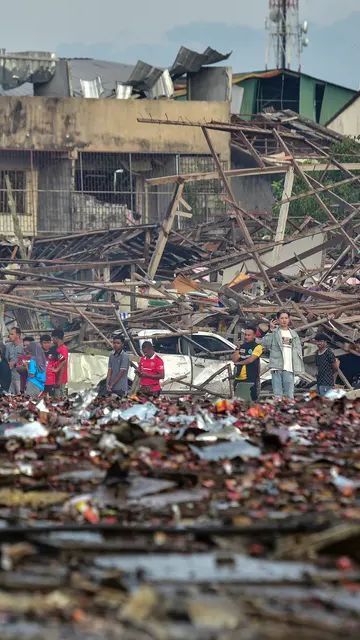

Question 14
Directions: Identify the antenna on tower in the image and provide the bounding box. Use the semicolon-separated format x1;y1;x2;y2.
265;0;309;71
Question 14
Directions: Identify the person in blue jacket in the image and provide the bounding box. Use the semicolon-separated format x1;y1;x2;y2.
25;342;47;397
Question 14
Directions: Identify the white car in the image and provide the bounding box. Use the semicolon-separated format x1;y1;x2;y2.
128;330;235;396
67;331;271;397
130;330;271;396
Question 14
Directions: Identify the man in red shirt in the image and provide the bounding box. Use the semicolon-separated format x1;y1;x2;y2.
40;334;59;397
138;341;165;397
52;329;69;397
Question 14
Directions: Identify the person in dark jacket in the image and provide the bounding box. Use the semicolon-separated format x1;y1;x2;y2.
232;326;263;401
314;333;339;396
0;342;11;392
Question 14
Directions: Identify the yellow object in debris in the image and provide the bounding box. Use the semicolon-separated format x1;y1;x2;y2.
227;272;250;288
173;274;201;294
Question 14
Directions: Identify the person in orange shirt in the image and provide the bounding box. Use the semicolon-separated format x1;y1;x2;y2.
137;341;165;397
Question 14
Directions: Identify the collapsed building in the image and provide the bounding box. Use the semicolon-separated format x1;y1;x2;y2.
0;49;359;395
0;47;231;236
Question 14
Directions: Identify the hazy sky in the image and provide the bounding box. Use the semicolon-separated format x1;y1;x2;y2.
2;0;359;47
1;1;359;86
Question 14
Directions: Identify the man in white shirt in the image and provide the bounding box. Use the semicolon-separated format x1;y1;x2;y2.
260;309;304;400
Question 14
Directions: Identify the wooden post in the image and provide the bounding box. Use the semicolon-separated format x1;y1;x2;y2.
201;126;283;305
5;174;27;260
271;167;294;266
147;181;185;280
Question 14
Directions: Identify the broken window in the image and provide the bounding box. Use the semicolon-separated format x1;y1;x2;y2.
152;337;180;355
0;170;26;214
75;153;135;210
179;156;228;226
257;74;300;113
184;335;234;358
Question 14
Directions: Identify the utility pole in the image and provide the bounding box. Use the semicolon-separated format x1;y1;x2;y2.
281;0;287;69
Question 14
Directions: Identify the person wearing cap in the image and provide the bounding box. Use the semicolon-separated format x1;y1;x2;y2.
314;333;339;397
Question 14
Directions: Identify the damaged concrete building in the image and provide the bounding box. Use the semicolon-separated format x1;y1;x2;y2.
0;49;231;236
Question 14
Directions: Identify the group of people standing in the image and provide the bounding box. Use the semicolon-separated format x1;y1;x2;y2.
0;315;339;402
233;309;339;401
0;328;68;398
106;314;338;402
106;336;165;397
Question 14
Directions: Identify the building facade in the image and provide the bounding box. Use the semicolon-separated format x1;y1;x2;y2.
0;97;230;236
327;93;360;139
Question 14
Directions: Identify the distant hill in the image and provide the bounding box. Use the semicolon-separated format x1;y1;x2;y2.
58;12;360;89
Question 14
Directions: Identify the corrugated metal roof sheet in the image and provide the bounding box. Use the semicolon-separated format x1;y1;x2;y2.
0;47;232;98
0;51;57;90
68;58;135;97
0;82;33;96
170;46;231;79
126;60;163;92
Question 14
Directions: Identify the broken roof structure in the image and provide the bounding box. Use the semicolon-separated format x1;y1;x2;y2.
174;68;358;126
0;46;231;99
0;50;58;90
0;108;359;392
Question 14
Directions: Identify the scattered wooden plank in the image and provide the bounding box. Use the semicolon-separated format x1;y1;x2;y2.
147;181;185;280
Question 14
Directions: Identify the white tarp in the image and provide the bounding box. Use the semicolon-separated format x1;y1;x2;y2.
68;352;234;396
68;353;108;393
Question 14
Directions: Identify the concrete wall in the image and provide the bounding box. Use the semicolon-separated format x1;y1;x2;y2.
232;174;275;213
222;230;326;284
231;146;275;213
188;67;232;102
327;96;360;138
0;97;230;160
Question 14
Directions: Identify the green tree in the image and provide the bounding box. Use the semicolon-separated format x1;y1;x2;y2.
272;138;360;228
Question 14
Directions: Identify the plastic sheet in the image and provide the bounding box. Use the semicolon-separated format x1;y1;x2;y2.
118;402;158;421
190;440;261;461
1;421;48;440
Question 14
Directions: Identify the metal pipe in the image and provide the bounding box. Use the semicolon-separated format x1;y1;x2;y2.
281;0;287;69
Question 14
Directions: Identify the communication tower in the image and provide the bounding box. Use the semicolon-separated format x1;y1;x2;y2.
265;0;309;70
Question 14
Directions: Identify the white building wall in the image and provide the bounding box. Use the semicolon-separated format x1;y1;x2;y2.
328;96;360;138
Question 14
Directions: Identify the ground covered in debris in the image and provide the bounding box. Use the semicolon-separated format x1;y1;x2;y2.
0;392;359;639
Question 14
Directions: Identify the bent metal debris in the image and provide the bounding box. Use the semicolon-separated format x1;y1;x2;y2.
1;110;359;394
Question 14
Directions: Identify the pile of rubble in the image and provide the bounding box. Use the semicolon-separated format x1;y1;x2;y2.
0;392;359;638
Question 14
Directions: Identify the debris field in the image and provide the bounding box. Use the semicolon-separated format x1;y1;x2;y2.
0;392;359;638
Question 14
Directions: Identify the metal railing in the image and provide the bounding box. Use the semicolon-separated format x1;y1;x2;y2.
0;149;228;236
